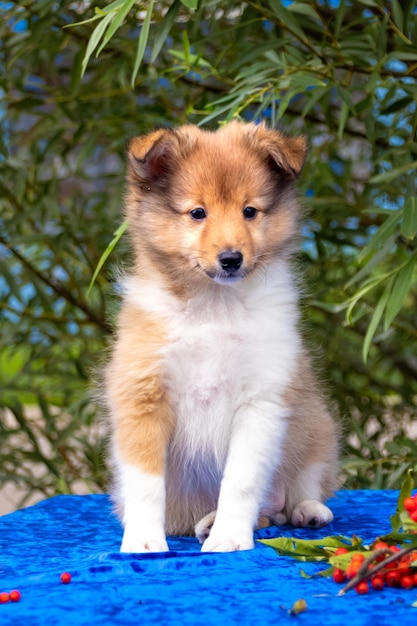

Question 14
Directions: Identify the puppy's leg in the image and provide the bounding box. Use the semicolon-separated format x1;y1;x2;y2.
107;308;174;553
114;390;174;552
195;510;216;543
118;461;169;553
201;401;288;552
286;462;334;529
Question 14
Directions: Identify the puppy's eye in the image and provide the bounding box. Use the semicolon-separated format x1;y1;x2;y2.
243;206;257;220
190;208;206;221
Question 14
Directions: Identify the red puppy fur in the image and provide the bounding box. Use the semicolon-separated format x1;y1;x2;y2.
105;121;339;553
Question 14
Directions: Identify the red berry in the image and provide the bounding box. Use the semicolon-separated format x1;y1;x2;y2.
412;573;417;586
0;592;9;604
332;568;346;584
334;547;349;556
410;510;417;523
384;547;400;569
346;562;361;579
355;581;369;594
371;576;384;591
9;590;21;603
386;570;401;587
404;497;417;514
60;572;71;584
373;542;390;561
400;575;414;589
398;561;412;576
351;553;365;564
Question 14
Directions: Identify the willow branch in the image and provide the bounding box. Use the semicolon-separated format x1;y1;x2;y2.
0;236;112;334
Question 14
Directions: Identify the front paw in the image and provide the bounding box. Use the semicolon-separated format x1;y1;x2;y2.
120;531;168;553
201;530;254;553
195;510;217;543
291;500;333;529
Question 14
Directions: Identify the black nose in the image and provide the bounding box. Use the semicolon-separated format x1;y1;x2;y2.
218;250;243;272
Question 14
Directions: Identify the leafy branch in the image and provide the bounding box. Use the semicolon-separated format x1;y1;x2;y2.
259;469;417;595
0;236;111;333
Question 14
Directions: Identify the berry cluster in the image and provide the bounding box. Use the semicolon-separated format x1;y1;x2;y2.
332;543;417;595
330;488;417;595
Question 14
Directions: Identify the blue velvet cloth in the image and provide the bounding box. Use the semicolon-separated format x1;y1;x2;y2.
0;490;416;625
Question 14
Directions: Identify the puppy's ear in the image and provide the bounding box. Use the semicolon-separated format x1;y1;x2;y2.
248;124;307;179
127;129;179;186
267;133;307;179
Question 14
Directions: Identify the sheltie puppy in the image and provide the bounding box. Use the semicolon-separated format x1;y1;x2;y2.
105;120;339;553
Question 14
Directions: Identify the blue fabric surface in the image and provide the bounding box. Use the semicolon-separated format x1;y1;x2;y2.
0;491;416;625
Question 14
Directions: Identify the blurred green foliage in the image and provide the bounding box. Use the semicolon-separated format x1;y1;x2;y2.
1;0;416;509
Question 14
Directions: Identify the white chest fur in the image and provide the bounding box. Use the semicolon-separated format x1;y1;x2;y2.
124;262;301;468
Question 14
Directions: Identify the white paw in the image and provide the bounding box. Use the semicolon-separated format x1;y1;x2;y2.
120;531;168;553
269;512;288;526
201;530;254;552
195;510;217;544
291;500;333;528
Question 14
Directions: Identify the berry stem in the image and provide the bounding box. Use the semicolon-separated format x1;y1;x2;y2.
337;546;414;596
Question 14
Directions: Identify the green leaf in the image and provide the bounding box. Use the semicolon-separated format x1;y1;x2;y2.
347;232;396;288
169;48;214;71
131;0;155;87
380;96;414;116
259;535;354;561
400;511;417;533
97;0;129;14
384;255;416;329
180;0;198;8
150;0;181;64
358;211;400;263
356;0;379;6
289;73;327;89
345;275;387;325
390;468;414;531
182;29;190;67
200;94;246;125
96;0;137;57
362;277;392;362
64;13;102;28
365;69;381;95
338;100;350;140
70;49;84;96
370;161;417;184
81;11;115;77
287;3;318;19
392;51;417;61
87;221;128;298
300;564;340;579
310;300;348;314
277;88;304;120
267;1;308;44
337;85;355;111
302;85;330;117
391;0;404;30
401;196;417;239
